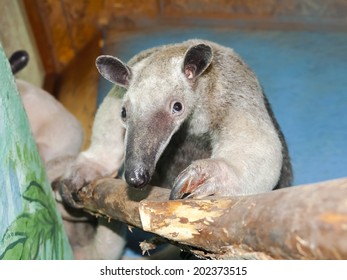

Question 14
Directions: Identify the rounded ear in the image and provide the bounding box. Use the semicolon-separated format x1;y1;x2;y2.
96;55;132;87
183;44;213;80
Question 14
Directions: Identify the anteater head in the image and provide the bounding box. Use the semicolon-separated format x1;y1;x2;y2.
96;43;213;189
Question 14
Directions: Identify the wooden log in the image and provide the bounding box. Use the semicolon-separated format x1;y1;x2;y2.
77;177;347;259
78;178;170;228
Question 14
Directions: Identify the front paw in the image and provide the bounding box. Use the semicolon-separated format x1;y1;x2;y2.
55;179;85;209
53;160;107;208
170;159;231;200
52;169;90;209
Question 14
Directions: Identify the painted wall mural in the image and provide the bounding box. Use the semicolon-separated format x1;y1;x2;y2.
0;44;73;259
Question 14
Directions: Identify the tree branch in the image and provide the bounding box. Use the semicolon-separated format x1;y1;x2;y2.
77;177;347;259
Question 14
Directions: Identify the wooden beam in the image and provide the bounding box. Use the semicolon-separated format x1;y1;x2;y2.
75;177;347;259
54;33;102;149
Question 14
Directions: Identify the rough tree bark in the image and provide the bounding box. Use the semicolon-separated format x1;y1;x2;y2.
76;177;347;259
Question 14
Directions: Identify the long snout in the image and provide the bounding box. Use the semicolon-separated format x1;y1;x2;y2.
124;165;150;189
123;115;176;189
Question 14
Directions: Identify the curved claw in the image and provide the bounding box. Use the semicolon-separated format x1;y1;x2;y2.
169;167;208;200
55;180;85;209
170;159;235;200
169;172;191;200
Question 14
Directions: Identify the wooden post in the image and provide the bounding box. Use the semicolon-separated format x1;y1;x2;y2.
77;177;347;259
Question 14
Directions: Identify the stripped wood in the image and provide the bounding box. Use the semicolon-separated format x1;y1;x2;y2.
77;177;347;259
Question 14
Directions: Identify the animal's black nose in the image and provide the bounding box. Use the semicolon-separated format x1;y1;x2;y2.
125;167;150;189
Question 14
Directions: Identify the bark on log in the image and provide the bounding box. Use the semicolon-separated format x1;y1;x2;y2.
78;178;170;227
78;177;347;259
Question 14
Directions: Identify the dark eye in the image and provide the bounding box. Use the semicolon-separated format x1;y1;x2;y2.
172;102;183;114
121;107;126;119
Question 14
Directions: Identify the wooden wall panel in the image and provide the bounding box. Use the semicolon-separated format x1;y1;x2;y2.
162;0;279;19
100;0;160;27
23;0;347;88
24;0;161;77
55;34;102;149
41;0;75;70
274;0;347;18
23;0;74;75
60;0;102;52
162;0;347;20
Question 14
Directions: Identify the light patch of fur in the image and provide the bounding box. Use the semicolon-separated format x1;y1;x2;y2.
212;109;282;195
